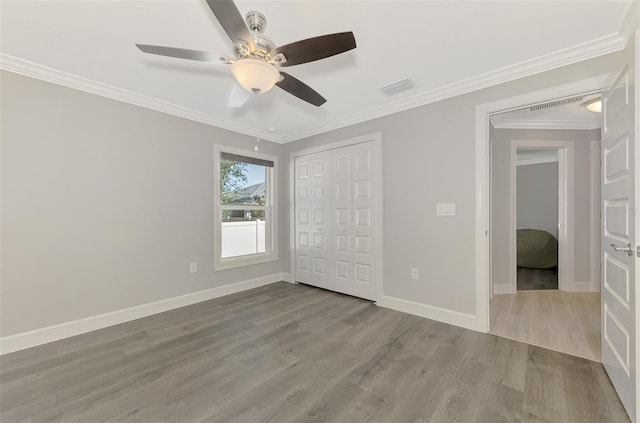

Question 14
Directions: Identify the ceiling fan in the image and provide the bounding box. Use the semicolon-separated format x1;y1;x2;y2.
136;0;356;107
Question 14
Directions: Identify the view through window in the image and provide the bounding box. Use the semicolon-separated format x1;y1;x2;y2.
219;152;273;260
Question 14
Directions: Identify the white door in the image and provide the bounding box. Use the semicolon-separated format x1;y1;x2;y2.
348;142;377;300
294;141;378;301
295;151;332;289
601;29;639;423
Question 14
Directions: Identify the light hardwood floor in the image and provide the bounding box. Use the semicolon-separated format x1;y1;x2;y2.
491;290;601;362
1;282;627;422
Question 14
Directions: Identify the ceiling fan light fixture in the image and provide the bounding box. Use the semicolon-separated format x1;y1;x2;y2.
231;58;280;94
586;99;602;113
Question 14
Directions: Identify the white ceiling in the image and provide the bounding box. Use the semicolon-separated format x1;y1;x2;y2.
491;93;603;130
0;1;631;142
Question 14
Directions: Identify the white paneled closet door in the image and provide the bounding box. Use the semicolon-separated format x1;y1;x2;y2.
349;142;376;300
295;151;332;289
295;141;377;301
333;147;354;296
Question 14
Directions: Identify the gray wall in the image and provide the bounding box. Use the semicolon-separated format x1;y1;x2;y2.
285;52;618;315
2;48;619;337
491;128;597;291
0;71;288;336
517;161;559;237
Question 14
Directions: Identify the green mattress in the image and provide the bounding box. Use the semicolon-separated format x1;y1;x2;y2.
517;229;558;269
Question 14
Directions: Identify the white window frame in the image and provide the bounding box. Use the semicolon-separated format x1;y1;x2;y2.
213;145;278;271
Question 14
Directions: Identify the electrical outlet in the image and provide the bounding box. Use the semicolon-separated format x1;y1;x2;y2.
189;262;198;274
411;267;419;280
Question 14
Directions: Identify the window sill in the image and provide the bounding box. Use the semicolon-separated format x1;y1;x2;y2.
214;253;278;271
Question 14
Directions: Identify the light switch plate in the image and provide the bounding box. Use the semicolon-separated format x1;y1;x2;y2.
436;203;456;216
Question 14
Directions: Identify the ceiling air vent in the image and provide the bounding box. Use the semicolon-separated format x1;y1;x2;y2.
378;79;415;96
530;96;583;111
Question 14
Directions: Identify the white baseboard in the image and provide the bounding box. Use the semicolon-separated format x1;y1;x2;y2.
0;272;287;355
377;295;482;332
282;272;294;283
567;281;594;292
493;284;516;295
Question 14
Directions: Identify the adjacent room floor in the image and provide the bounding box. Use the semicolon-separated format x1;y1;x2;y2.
517;266;558;290
2;283;625;422
491;290;601;362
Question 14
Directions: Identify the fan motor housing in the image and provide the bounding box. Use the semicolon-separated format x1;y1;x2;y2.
234;34;275;57
234;11;283;64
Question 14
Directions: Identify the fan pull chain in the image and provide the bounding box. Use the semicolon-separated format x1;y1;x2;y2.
255;93;263;151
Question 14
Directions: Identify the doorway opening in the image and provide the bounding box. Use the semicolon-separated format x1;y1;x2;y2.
487;91;603;361
515;147;560;291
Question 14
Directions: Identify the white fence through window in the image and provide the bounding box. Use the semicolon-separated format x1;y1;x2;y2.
221;220;266;258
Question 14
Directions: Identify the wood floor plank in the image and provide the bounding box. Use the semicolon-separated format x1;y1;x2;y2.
345;357;425;422
491;290;601;361
523;346;570;422
475;382;524;423
587;360;631;423
386;341;468;422
0;282;630;423
260;355;361;423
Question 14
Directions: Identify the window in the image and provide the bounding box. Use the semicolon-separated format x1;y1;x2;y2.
214;146;277;270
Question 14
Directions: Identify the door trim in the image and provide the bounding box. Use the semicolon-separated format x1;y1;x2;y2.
475;74;609;332
590;139;602;293
634;31;640;422
289;132;383;303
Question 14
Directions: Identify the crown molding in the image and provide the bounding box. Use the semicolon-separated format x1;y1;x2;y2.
0;54;285;144
280;33;624;142
618;0;640;42
1;29;624;145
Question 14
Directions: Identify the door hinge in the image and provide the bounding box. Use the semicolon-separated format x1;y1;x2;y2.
637;245;640;258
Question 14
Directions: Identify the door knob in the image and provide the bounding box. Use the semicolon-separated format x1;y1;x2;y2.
610;243;634;257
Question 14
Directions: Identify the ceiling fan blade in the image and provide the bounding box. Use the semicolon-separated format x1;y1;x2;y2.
136;44;231;63
228;82;252;107
272;32;356;67
205;0;256;52
276;72;326;107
